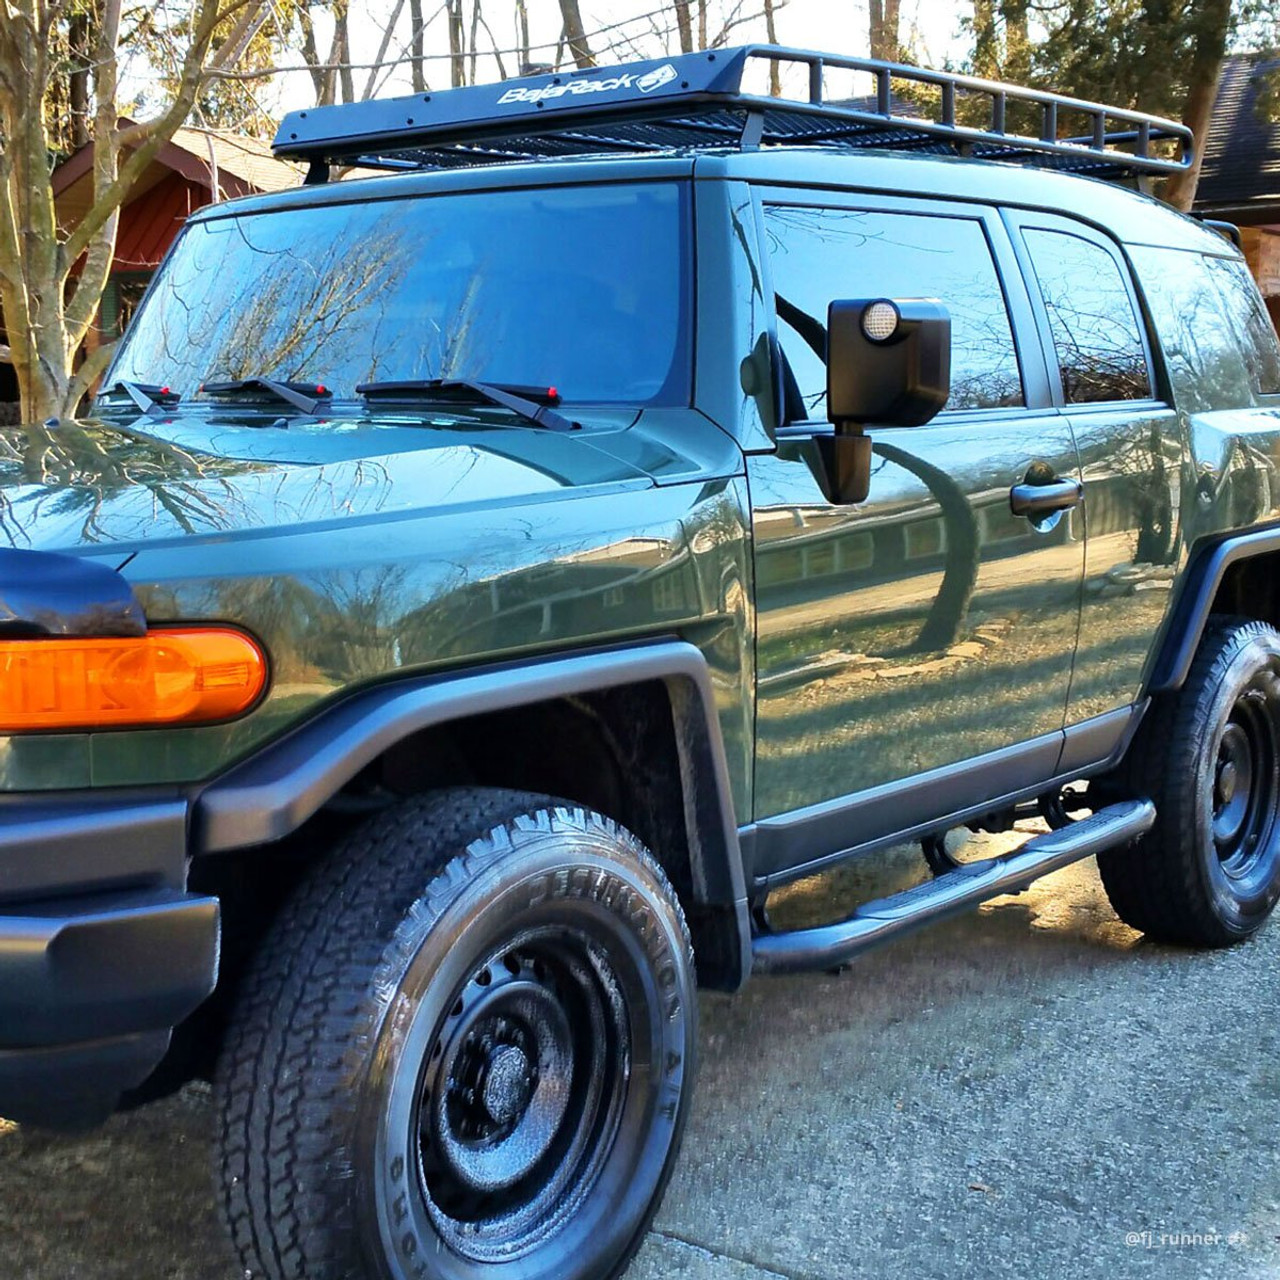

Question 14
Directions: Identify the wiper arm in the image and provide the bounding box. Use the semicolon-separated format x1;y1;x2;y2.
355;379;578;433
200;377;333;414
97;380;181;414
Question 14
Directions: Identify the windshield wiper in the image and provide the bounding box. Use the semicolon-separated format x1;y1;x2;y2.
200;377;333;414
355;379;578;433
97;380;181;414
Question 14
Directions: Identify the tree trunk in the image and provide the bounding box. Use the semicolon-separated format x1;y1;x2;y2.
1163;0;1232;212
869;0;901;61
448;0;466;87
409;0;427;92
468;0;482;87
514;0;530;74
0;0;270;423
870;0;901;61
335;3;355;104
297;7;331;105
763;0;780;95
671;0;693;55
556;0;595;69
67;10;91;149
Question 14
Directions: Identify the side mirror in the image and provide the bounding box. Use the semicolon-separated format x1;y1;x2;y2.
827;298;951;427
815;298;951;505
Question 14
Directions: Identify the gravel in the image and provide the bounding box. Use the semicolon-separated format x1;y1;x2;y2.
1;837;1276;1279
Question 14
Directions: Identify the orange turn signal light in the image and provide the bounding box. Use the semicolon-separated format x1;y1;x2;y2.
0;627;267;732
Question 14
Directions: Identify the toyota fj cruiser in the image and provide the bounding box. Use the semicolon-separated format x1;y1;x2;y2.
2;43;1279;1280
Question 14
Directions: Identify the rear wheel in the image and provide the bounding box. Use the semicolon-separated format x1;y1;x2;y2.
215;788;697;1280
1098;618;1280;945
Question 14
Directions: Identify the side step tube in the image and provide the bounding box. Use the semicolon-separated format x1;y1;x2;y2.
751;799;1156;976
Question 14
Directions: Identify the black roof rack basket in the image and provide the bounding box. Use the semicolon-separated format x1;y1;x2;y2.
274;44;1193;184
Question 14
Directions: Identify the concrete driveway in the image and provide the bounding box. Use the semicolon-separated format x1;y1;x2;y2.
1;836;1276;1279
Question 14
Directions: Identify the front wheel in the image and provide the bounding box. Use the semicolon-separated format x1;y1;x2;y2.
1098;618;1280;945
215;788;697;1280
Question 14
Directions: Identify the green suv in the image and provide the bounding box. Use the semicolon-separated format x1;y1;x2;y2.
2;44;1279;1280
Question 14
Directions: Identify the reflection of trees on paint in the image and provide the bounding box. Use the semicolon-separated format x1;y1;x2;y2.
873;441;980;652
0;419;396;552
0;420;251;546
768;285;985;653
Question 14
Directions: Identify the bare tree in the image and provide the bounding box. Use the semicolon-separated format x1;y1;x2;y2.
0;0;270;424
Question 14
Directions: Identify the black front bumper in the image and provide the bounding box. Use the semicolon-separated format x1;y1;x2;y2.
0;793;218;1128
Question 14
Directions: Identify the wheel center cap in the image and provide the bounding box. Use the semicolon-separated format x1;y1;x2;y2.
480;1044;533;1126
1218;759;1238;806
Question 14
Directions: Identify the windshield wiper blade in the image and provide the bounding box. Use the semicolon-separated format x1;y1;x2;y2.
97;380;181;414
355;379;578;433
200;377;333;414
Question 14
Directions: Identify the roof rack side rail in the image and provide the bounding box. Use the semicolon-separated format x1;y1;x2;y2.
272;44;1193;183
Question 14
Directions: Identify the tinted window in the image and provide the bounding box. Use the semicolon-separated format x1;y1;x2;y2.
111;183;689;405
763;206;1023;418
1204;255;1280;398
1021;229;1151;404
1129;245;1253;412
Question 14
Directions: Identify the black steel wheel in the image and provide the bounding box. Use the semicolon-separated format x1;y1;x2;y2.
215;788;697;1280
1098;618;1280;945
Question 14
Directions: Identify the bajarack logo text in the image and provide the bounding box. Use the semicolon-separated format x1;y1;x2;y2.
499;64;679;106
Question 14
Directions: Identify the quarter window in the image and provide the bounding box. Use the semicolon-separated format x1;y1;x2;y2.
1021;229;1151;404
764;206;1024;420
1204;255;1280;398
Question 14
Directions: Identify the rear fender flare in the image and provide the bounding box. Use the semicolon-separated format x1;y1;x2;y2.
1146;525;1280;694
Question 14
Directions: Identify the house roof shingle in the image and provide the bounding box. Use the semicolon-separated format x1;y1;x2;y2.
1196;51;1280;217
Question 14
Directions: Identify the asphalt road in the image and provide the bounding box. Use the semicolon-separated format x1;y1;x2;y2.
1;835;1277;1279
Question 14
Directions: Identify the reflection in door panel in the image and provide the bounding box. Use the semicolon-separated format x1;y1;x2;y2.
750;423;1083;817
751;200;1084;819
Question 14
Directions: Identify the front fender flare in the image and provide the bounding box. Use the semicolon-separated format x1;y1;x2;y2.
192;639;746;914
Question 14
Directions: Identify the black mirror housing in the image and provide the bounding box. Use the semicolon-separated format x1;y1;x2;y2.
826;298;951;428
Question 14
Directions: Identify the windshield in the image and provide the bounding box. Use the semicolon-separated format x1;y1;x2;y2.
109;180;690;406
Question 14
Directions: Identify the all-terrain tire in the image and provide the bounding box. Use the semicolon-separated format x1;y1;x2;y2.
214;787;697;1280
1097;617;1280;946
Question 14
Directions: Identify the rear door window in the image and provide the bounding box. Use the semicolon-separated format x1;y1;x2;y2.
1020;228;1152;404
763;205;1024;420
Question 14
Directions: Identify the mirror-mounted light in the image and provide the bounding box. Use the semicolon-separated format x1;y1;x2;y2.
827;297;951;428
861;300;902;343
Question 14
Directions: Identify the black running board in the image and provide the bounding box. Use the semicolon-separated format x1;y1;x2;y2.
751;799;1156;976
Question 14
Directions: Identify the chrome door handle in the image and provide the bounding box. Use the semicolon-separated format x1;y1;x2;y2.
1009;479;1083;517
